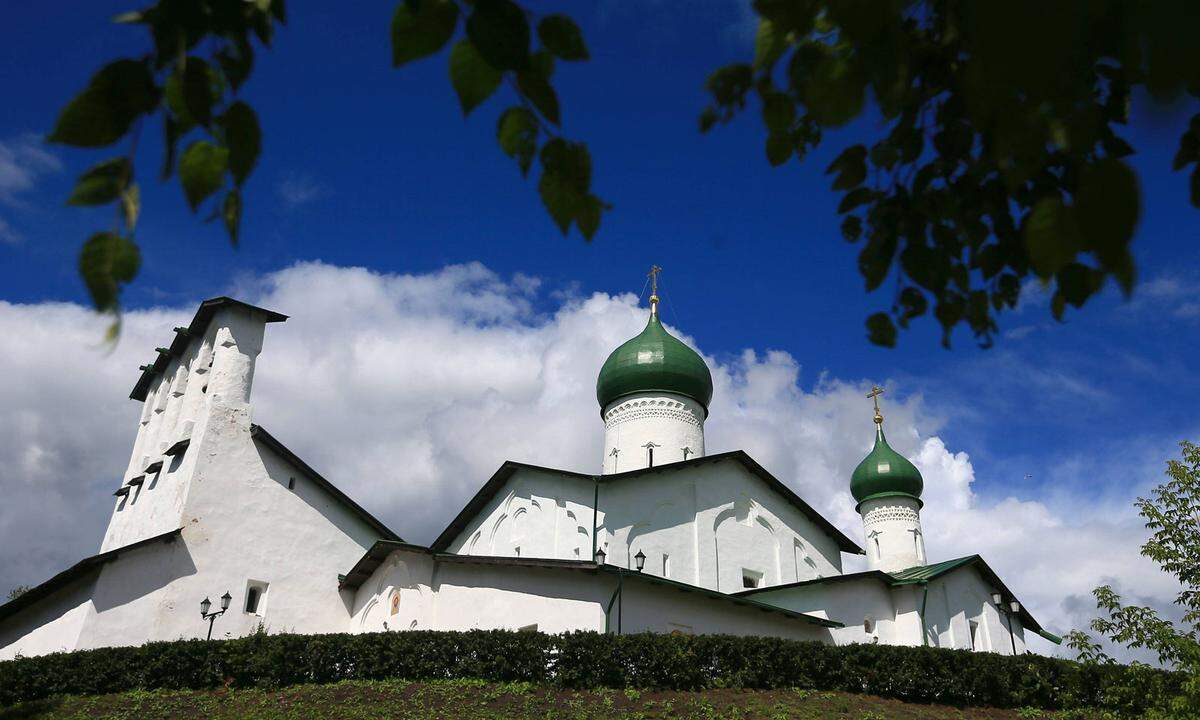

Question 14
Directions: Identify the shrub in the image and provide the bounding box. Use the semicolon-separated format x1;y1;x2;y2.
0;630;1182;714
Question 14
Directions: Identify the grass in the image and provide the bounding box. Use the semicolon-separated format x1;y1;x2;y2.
0;679;1114;720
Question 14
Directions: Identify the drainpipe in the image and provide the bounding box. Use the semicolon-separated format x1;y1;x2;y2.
591;476;599;561
918;582;930;647
604;569;623;635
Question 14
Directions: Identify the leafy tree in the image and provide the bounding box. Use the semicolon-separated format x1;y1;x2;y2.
1068;441;1200;718
49;1;1200;346
6;585;31;602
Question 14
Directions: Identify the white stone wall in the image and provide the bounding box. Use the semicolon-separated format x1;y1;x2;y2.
745;578;900;646
602;392;705;473
349;548;832;642
447;458;845;594
922;566;1027;654
0;573;98;661
859;496;926;573
446;467;600;560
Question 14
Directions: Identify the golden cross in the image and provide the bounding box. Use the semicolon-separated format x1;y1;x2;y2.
867;385;885;423
648;264;662;313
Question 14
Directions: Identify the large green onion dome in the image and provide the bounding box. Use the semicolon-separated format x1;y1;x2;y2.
850;422;924;509
596;311;713;414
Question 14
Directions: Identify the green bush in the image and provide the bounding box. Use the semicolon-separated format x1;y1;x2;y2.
0;630;1182;714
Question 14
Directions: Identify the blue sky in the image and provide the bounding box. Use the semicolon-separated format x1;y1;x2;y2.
1;1;1197;651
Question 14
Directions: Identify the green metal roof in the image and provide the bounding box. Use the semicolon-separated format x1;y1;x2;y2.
888;556;977;584
850;423;924;508
596;312;713;412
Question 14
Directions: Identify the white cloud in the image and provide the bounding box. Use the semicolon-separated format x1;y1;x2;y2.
0;134;61;243
0;262;1183;661
275;172;324;209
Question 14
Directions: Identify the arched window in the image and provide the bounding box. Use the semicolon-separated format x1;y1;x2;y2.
244;586;260;614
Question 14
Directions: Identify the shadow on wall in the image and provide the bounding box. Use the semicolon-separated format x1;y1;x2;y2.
91;537;198;614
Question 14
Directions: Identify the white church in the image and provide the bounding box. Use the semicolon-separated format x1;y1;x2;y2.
0;280;1061;659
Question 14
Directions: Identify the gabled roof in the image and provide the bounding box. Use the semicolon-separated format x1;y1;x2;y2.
429;451;862;554
250;425;402;543
736;554;1057;641
130;297;287;401
338;542;843;629
0;528;183;623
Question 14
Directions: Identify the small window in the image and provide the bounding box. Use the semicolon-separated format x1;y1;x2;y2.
244;580;268;615
742;569;763;589
969;620;980;650
662;553;671;578
287;477;296;490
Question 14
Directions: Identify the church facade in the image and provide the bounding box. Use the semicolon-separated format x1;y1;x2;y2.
0;289;1060;660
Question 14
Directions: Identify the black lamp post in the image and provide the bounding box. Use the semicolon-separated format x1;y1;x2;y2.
634;550;646;572
991;592;1019;655
201;591;232;640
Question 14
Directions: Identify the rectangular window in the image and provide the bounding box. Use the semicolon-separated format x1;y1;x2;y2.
662;553;670;578
742;569;763;589
287;477;296;490
244;580;269;616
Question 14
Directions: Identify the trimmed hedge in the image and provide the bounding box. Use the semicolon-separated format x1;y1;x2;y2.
0;630;1181;714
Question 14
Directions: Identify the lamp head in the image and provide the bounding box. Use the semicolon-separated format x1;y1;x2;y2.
220;591;232;611
594;547;607;565
200;596;212;617
634;550;646;571
1009;600;1020;613
991;592;1002;605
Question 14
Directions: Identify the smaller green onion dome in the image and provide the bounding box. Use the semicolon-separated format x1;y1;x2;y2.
850;423;924;509
596;312;713;413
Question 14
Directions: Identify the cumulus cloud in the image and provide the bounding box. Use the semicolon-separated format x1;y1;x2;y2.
0;262;1182;661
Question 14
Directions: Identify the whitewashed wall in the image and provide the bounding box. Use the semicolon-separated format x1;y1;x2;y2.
602;392;706;473
446;458;845;595
0;572;98;660
348;548;833;642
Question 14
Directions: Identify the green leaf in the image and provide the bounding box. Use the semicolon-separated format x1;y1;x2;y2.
538;139;592;235
497;107;538;175
179;141;229;211
181;58;219;125
49;60;157;147
865;312;897;347
837;187;874;214
1024;197;1079;277
765;134;792;166
121;183;140;231
391;0;460;67
223;190;241;245
1076;159;1139;275
449;40;502;115
67;158;132;206
466;0;530;72
754;19;787;71
761;92;794;135
840;215;862;242
517;69;560;125
826;144;867;190
537;15;588;61
222;102;261;186
78;232;141;312
576;194;604;240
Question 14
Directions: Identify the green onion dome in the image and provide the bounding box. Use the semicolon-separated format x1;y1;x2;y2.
596;311;713;414
850;423;924;509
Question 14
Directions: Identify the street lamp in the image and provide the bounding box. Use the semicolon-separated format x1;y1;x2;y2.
634;550;646;572
991;592;1019;655
200;591;232;640
594;547;607;565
